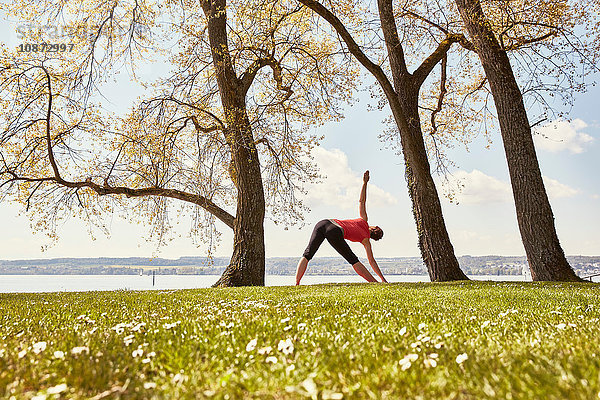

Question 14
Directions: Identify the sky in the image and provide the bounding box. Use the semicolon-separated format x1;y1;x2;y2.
0;11;598;261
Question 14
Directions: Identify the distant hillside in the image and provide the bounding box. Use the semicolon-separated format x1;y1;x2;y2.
0;255;598;276
0;256;231;267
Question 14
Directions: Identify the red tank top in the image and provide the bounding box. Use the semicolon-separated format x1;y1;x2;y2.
333;218;369;243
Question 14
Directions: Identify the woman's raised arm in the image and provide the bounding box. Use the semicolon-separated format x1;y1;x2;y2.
359;170;369;221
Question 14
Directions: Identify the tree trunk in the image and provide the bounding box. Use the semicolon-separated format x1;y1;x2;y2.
212;98;266;287
203;0;266;287
212;125;266;287
394;90;468;281
454;0;581;281
377;0;467;281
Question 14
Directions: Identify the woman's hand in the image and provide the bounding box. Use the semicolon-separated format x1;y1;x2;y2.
363;170;370;183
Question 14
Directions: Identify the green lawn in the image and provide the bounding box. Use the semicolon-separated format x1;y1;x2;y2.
1;281;600;399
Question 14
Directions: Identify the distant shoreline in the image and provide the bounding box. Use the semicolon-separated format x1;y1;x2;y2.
1;255;598;277
0;272;525;276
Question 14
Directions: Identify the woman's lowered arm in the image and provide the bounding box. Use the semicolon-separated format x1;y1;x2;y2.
363;239;388;283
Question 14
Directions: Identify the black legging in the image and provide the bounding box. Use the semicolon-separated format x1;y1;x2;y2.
302;219;359;265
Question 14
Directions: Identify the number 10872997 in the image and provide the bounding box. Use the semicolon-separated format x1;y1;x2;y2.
18;43;74;52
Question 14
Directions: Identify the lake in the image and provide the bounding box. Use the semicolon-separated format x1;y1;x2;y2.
0;274;537;293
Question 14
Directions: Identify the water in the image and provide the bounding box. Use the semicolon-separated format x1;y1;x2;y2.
0;274;534;293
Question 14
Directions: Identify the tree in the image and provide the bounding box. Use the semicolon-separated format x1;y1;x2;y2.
452;0;599;281
309;0;598;281
0;0;355;286
298;0;469;281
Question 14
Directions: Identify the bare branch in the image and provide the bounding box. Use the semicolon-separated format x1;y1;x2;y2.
413;35;458;87
297;0;398;107
39;65;62;181
401;10;475;51
5;172;235;229
504;31;557;51
430;55;447;137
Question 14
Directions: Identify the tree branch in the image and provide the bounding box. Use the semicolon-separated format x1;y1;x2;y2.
40;65;63;182
12;66;235;229
402;10;475;52
504;31;557;51
6;173;235;229
297;0;416;143
239;51;294;103
142;97;226;130
402;10;450;35
413;35;458;87
239;57;268;95
190;116;221;134
377;0;409;80
297;0;398;103
430;55;447;137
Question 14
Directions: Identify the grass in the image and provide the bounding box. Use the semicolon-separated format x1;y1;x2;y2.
1;281;600;399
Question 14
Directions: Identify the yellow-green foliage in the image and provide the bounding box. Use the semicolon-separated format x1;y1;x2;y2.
0;0;360;251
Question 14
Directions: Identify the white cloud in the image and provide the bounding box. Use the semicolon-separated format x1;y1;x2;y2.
304;147;398;209
442;169;512;205
441;170;578;204
542;176;579;199
533;118;594;154
592;194;600;200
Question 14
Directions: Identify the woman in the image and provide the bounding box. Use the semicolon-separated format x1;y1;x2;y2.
295;170;388;285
